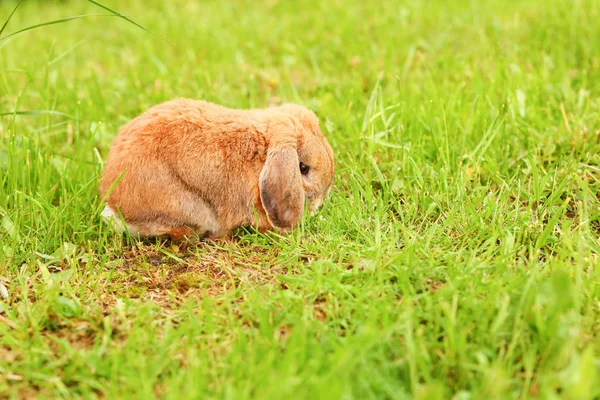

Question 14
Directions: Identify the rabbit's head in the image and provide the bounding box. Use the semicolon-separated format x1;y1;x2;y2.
259;104;334;231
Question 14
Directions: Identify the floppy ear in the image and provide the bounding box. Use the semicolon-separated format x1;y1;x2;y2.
259;146;305;230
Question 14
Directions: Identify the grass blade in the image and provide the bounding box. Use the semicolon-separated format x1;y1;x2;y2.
0;0;22;37
86;0;172;44
0;14;116;42
0;110;78;119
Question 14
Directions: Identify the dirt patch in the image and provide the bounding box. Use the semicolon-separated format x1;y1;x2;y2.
312;295;329;322
42;320;98;351
425;278;445;294
102;239;289;310
0;345;22;364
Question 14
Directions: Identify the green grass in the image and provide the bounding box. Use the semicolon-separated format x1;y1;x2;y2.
2;0;600;398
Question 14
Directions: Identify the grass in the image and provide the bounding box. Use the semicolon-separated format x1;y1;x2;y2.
1;0;600;398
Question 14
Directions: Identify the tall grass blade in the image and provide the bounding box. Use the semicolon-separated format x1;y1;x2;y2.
0;14;116;42
0;0;22;37
87;0;172;44
0;110;77;118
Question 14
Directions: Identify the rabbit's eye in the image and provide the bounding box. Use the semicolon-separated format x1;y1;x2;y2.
299;162;310;175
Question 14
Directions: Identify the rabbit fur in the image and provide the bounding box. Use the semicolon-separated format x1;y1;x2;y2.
99;98;334;240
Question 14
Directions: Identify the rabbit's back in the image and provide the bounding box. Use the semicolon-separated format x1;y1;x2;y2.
99;99;271;238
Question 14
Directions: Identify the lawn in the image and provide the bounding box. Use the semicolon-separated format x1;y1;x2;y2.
1;0;600;398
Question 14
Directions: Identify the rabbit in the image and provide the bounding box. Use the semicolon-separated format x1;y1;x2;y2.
99;98;335;240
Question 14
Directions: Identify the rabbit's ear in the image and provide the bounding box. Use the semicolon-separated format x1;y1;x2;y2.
259;147;305;229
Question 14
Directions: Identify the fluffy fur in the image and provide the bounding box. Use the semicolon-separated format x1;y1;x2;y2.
99;99;334;240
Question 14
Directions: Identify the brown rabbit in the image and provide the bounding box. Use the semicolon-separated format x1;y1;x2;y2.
99;99;334;240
